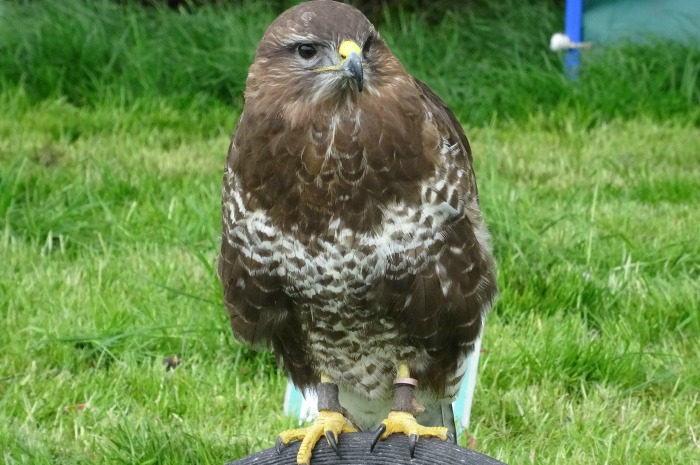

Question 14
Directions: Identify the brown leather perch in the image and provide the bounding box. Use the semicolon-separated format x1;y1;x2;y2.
226;432;507;465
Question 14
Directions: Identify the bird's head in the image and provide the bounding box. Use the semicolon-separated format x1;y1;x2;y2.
245;0;405;116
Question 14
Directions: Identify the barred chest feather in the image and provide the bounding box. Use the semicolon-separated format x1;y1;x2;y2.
220;93;496;422
224;168;470;400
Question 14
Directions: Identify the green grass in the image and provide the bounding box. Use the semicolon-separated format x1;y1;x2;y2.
1;0;698;125
1;1;699;464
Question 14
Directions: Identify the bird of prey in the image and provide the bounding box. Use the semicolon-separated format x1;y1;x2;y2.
217;1;497;464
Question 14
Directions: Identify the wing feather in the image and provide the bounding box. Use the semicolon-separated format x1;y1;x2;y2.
218;117;314;387
389;77;497;395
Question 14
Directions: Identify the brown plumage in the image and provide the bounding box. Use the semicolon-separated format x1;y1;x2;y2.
218;0;497;432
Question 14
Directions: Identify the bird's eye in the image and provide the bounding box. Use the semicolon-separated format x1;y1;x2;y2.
297;44;317;59
362;34;374;57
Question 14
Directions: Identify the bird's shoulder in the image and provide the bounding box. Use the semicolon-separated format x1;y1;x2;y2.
411;76;474;166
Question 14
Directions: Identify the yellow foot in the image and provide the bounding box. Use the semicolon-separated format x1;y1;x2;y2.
370;411;454;457
276;409;357;465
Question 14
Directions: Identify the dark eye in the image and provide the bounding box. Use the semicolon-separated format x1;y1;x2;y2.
362;34;374;57
297;44;317;59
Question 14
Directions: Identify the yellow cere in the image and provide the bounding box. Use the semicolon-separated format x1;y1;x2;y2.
338;39;362;60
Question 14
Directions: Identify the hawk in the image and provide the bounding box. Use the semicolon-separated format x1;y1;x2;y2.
217;1;497;463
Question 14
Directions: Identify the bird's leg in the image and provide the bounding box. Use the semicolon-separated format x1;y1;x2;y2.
370;363;454;457
276;372;357;465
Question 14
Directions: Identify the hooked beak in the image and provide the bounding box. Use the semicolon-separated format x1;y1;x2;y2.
313;39;365;92
342;50;363;92
339;40;363;92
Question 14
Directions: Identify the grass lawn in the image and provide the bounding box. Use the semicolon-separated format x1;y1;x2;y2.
1;1;699;464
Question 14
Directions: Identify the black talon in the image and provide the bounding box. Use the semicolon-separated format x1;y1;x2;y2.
275;437;284;455
326;431;341;457
408;434;417;458
370;424;386;452
447;430;456;444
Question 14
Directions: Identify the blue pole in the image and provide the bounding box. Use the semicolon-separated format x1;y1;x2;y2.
564;0;583;79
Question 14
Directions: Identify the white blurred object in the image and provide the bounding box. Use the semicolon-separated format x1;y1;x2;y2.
550;32;593;51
